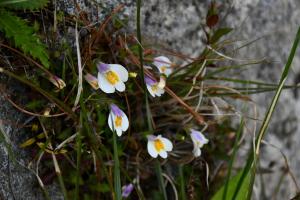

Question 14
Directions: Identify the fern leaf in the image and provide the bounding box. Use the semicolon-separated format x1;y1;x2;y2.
0;10;49;68
0;0;48;10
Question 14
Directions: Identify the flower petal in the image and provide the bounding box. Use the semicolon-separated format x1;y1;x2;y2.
116;128;123;136
115;81;126;92
108;112;114;131
164;68;173;76
193;148;201;157
84;73;99;90
146;85;156;97
153;56;171;68
159;151;168;158
161;138;173;151
110;64;128;82
147;141;158;158
98;73;115;93
190;129;209;144
157;88;165;96
110;104;123;116
121;111;129;132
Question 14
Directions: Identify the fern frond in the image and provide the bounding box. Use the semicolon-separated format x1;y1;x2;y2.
0;0;48;10
0;9;49;68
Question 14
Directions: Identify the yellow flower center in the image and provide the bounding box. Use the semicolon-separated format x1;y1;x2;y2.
160;66;167;72
115;116;122;127
151;85;158;92
154;139;164;152
106;71;119;85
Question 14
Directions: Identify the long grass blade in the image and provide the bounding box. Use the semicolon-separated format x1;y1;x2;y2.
179;165;186;200
75;111;83;200
222;118;244;200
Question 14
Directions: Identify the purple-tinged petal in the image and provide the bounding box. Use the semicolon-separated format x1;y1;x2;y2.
144;75;157;86
190;129;208;144
147;134;157;141
84;73;99;90
97;62;110;73
122;183;134;198
110;104;123;116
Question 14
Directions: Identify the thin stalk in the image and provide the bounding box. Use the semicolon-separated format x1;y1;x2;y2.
205;61;261;78
74;21;83;108
113;128;122;200
75;112;83;200
52;152;68;200
179;165;186;200
136;0;167;199
155;160;168;200
80;98;114;198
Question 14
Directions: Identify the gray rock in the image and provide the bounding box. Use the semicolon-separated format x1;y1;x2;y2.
223;1;300;199
0;77;63;200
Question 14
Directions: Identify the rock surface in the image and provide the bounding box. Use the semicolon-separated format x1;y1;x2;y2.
223;1;300;199
0;77;63;200
1;0;300;199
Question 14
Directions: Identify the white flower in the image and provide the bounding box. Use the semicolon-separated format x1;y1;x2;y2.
147;135;173;158
190;129;209;157
153;56;173;77
145;75;165;97
108;104;129;136
97;62;128;93
84;73;99;90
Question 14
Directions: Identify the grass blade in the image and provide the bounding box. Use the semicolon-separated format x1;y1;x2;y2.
212;170;251;200
75;112;83;200
222;118;244;200
179;165;186;200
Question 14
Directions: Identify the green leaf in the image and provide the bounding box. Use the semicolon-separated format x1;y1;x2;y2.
211;170;251;200
210;28;233;44
0;0;48;10
0;10;49;68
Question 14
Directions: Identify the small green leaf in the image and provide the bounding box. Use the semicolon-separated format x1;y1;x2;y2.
210;28;233;44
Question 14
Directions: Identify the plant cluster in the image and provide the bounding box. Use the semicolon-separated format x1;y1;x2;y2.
0;1;299;200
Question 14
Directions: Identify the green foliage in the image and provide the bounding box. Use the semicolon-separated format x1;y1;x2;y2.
0;0;49;68
0;9;49;68
210;27;233;44
212;170;251;200
0;0;48;10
